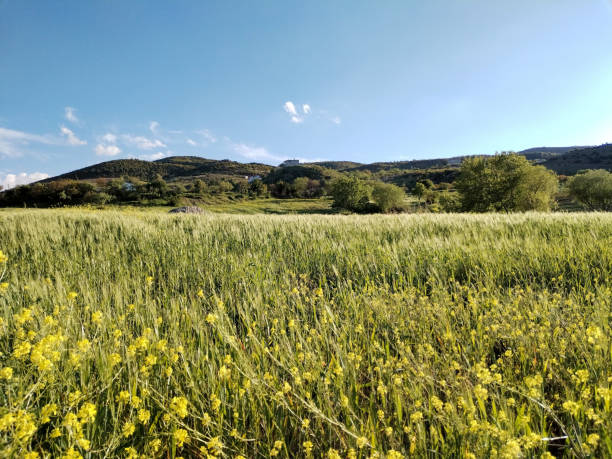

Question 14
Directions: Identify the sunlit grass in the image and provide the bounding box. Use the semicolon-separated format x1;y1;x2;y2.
0;211;610;458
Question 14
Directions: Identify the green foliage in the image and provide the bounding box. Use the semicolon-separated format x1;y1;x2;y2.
543;144;612;175
457;153;558;212
330;176;371;212
567;169;612;210
47;156;274;183
371;182;405;212
192;179;207;194
265;165;334;198
413;182;426;200
263;165;332;184
248;179;267;197
148;174;168;198
421;178;434;189
438;190;461;212
215;181;233;193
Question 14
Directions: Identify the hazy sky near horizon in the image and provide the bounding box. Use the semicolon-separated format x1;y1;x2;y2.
1;0;612;187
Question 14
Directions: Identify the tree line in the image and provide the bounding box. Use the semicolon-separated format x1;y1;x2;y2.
2;153;612;212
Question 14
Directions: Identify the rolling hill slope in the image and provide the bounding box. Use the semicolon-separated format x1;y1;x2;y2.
542;144;612;174
43;156;273;182
37;144;612;186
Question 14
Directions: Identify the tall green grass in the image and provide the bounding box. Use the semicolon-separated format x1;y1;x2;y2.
0;211;610;458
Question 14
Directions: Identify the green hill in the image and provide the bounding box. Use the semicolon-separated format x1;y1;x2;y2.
517;146;590;161
37;144;612;188
44;156;273;182
309;161;363;171
542;144;612;174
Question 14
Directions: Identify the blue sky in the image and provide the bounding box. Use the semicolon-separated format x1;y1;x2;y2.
1;0;612;188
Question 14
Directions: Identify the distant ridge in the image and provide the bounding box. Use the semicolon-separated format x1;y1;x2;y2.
38;144;612;184
542;144;612;174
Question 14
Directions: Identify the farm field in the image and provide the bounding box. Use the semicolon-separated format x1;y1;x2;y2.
0;211;611;458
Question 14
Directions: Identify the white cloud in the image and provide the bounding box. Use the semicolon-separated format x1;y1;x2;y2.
186;138;197;146
64;107;79;123
283;101;317;123
149;121;160;135
95;143;121;156
60;125;87;146
197;129;217;143
227;136;326;165
139;152;166;161
122;134;166;150
101;133;117;143
0;127;56;157
1;172;49;190
331;116;342;125
283;101;298;116
232;142;285;163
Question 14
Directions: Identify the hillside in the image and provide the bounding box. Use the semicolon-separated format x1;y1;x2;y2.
309;161;363;171
542;144;612;174
44;156;273;182
517;146;590;161
32;144;612;191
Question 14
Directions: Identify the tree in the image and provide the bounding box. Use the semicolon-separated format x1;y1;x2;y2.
292;177;310;197
217;181;233;193
193;179;207;194
371;182;405;212
421;179;434;189
249;179;267;196
413;182;426;202
567;169;612;210
456;153;558;212
330;176;371;212
438;191;461;212
233;181;249;195
148;174;168;198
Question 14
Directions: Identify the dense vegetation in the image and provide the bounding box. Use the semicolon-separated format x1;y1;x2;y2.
0;211;611;457
567;169;612;211
456;154;558;212
46;157;273;182
542;144;612;175
2;145;612;213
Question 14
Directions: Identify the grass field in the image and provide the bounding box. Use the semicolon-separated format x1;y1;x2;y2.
0;211;611;458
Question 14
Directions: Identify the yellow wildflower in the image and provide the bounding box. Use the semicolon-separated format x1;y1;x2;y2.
138;409;151;424
122;421;135;438
357;436;368;448
109;353;122;366
174;428;188;447
170;396;189;418
77;403;97;423
0;367;13;380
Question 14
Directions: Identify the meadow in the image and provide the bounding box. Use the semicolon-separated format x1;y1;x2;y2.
0;210;610;458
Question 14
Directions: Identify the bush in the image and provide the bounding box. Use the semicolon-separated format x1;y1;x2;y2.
371;182;405;212
438;191;461;212
330;177;371;212
567;169;612;210
456;153;558;212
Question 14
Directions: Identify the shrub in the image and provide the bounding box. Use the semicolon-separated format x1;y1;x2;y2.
567;169;612;210
330;176;371;212
371;182;405;212
456;153;558;211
